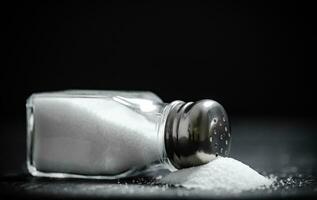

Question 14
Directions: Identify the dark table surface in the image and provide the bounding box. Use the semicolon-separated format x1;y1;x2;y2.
1;117;317;199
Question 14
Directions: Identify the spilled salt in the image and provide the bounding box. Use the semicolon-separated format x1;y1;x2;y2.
161;157;273;193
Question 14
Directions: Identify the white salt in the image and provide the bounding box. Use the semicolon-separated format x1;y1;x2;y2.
161;157;273;193
32;97;161;176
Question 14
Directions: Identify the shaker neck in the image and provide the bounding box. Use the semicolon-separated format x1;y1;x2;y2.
157;100;185;172
163;101;192;170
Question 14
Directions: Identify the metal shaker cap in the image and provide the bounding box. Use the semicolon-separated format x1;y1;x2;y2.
164;100;231;169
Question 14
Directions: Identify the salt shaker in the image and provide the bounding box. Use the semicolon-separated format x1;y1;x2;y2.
26;90;231;179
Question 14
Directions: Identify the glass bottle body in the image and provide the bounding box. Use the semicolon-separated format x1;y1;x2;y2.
26;90;175;179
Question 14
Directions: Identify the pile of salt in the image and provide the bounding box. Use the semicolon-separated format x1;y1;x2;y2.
161;157;273;193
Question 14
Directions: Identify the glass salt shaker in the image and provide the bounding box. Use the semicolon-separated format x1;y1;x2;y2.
26;90;231;179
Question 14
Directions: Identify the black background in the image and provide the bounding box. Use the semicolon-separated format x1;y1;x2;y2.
2;1;316;120
1;1;317;197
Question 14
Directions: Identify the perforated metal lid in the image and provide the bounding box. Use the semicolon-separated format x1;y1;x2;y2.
165;100;231;169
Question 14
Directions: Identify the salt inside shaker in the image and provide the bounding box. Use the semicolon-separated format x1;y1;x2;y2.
26;90;231;179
